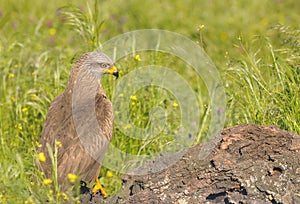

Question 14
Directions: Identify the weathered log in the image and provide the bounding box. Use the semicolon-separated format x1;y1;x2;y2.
83;124;300;204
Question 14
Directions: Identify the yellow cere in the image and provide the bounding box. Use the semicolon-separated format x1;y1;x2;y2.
105;65;117;74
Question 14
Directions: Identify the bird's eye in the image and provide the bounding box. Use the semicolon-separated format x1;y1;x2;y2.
100;63;109;68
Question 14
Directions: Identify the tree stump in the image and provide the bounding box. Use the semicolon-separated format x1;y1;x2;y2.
83;124;300;204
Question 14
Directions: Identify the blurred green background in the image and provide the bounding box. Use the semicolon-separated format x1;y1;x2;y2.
0;0;299;203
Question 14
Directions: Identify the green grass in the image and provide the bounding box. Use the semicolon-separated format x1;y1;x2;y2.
225;27;300;130
0;0;299;203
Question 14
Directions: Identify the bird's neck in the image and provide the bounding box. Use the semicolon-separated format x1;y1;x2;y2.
65;67;105;101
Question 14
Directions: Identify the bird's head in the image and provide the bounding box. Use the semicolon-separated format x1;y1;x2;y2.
82;52;119;79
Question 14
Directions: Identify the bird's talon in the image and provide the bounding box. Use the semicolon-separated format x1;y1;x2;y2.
92;178;107;198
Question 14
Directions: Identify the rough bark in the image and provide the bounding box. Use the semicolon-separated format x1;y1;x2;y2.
82;124;300;204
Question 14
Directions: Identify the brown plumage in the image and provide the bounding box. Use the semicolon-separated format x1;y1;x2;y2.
38;52;118;188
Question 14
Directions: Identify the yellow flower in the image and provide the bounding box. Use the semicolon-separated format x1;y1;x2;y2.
25;197;34;204
134;54;141;61
49;28;56;36
43;179;52;185
22;107;28;113
35;141;42;148
131;102;136;106
38;152;46;162
124;124;132;130
13;64;18;68
130;95;137;101
173;102;179;108
31;94;38;101
16;123;22;130
0;194;6;203
8;73;14;78
261;18;269;26
67;173;78;183
106;170;114;178
57;192;69;200
10;97;16;102
197;24;205;31
56;141;62;147
220;32;228;41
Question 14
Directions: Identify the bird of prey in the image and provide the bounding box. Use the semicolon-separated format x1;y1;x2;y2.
38;52;118;197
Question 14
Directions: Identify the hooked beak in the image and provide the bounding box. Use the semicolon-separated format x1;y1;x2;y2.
105;65;119;79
